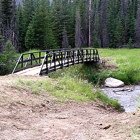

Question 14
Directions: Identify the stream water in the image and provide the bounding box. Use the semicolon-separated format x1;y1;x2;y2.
101;85;140;112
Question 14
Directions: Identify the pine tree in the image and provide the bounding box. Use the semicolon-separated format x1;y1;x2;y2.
0;0;2;34
75;10;82;48
25;0;56;50
51;0;72;47
99;0;108;48
25;22;34;49
80;0;89;47
107;0;119;47
135;3;140;44
21;0;37;51
17;4;24;52
126;1;135;43
115;19;124;46
0;0;2;52
62;27;69;48
1;0;17;51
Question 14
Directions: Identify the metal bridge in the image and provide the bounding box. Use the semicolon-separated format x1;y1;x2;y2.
12;48;100;75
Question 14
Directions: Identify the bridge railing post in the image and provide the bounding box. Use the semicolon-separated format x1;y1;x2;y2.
54;52;56;71
92;49;95;61
21;55;24;68
39;52;41;64
46;53;49;74
61;51;64;68
67;50;69;66
91;49;93;60
90;49;91;61
73;50;75;64
78;50;80;64
81;49;84;63
85;49;88;61
30;53;33;66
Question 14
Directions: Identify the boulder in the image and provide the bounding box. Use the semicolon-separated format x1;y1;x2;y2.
105;77;124;88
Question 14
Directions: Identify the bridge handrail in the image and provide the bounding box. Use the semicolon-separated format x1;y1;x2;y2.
12;51;46;73
39;48;100;75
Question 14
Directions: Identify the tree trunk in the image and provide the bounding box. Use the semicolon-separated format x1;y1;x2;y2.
88;0;92;47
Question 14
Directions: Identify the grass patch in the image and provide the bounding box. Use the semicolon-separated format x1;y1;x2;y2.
98;48;140;84
17;76;95;102
16;75;121;110
95;91;121;109
48;64;121;109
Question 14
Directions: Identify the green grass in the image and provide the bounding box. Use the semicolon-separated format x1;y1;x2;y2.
98;48;140;84
17;76;95;102
17;76;121;109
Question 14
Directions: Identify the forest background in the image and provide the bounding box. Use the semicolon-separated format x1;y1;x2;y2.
0;0;140;53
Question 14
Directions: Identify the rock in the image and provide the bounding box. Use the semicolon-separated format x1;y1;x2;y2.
105;77;124;88
102;125;111;130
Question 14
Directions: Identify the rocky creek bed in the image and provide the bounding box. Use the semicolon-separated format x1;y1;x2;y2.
101;85;140;112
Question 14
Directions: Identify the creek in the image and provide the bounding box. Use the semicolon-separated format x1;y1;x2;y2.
101;85;140;112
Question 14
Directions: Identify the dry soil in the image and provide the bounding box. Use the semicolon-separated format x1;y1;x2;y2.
0;75;140;140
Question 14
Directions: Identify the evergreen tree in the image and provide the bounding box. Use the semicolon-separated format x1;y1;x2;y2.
99;0;108;48
25;22;34;49
135;2;140;44
0;40;16;75
62;27;69;48
0;35;3;52
1;0;17;51
25;0;56;50
20;0;37;51
115;19;124;47
126;1;135;43
0;0;2;52
17;4;24;52
51;0;71;47
75;10;82;48
107;0;119;47
0;0;2;34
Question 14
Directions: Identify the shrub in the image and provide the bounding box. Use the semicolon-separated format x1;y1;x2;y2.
0;40;16;75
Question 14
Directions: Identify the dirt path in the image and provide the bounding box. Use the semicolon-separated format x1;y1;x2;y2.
0;75;140;140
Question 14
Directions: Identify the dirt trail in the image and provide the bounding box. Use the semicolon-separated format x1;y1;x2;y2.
0;75;140;140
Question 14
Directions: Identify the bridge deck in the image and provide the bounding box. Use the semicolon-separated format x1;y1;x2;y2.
15;66;41;76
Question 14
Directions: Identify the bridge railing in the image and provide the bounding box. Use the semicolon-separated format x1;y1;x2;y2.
39;48;100;75
12;48;100;75
12;50;46;73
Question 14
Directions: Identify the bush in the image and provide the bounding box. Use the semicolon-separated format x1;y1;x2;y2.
0;40;16;75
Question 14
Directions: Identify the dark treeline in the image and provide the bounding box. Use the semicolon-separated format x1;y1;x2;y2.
0;0;140;52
